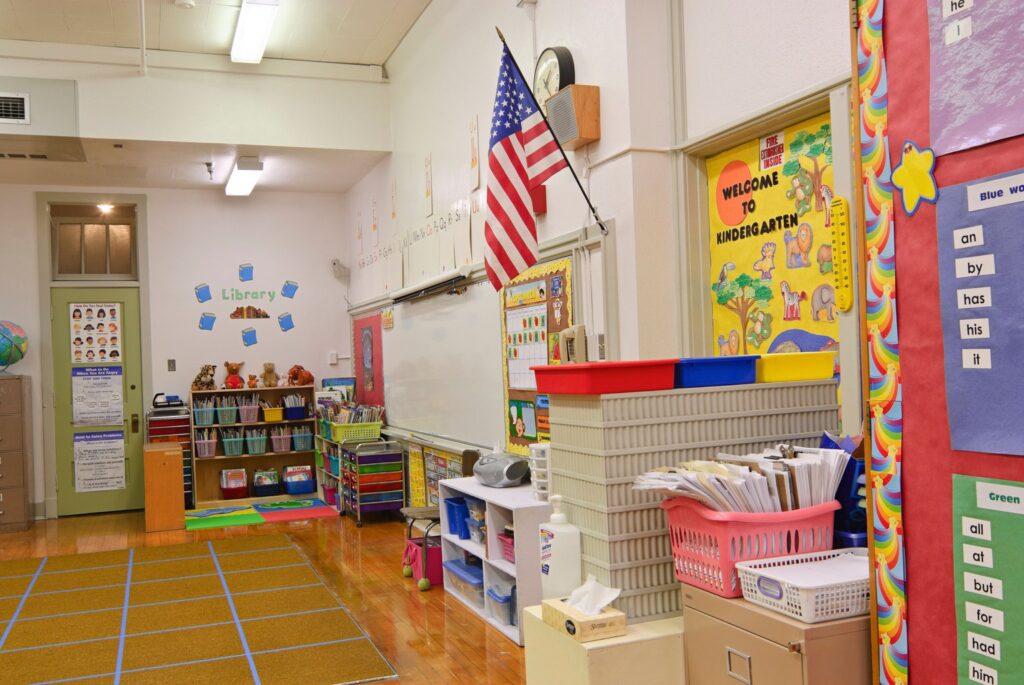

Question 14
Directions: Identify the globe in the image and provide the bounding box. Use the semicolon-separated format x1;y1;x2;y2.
0;321;28;371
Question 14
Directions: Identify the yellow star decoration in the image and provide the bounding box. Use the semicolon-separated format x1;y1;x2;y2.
891;141;938;215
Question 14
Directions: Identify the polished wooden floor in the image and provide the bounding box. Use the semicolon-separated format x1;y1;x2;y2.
0;513;526;684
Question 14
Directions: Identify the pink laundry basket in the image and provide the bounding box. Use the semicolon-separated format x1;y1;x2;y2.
662;497;839;598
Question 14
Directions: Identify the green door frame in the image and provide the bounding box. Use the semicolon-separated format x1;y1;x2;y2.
35;192;153;519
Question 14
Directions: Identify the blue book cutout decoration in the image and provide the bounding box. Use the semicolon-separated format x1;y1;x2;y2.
281;280;299;298
195;283;212;303
239;263;254;282
199;313;216;331
242;327;257;346
279;313;295;332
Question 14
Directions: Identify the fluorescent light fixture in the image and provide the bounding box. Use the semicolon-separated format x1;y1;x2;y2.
389;265;473;301
230;0;279;64
225;157;264;196
96;204;114;213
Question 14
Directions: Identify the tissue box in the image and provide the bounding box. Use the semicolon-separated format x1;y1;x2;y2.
541;598;627;643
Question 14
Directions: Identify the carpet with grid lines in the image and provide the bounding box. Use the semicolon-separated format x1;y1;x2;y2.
0;534;396;685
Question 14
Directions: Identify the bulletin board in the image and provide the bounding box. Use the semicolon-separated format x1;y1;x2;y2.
353;313;384;407
500;258;572;455
864;0;1024;682
706;113;840;357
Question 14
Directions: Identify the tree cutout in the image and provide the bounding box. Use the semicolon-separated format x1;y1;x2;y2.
782;124;833;213
713;273;773;355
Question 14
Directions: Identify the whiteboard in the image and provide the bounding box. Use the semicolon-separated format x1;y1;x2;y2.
382;280;504;449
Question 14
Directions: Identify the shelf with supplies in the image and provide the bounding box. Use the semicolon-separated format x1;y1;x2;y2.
189;385;317;506
438;477;552;646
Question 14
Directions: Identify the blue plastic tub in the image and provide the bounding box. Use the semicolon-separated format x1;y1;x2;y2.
835;530;868;548
442;559;485;607
444;497;470;539
284;479;316;495
284;406;307;421
674;356;759;388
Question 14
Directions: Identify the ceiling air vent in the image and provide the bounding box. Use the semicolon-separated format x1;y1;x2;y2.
0;93;29;124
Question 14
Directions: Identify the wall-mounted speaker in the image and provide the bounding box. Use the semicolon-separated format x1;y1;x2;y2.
546;85;600;151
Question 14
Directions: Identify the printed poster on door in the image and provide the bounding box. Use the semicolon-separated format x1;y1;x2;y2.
706;113;839;360
73;431;125;492
501;258;572;455
70;303;122;365
71;366;123;426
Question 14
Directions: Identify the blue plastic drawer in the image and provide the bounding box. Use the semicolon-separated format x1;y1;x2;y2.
674;356;759;388
284;479;316;495
444;497;470;539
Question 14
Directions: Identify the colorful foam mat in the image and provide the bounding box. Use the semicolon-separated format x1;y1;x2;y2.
185;498;338;530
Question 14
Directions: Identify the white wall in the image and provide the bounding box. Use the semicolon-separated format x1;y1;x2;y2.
0;185;351;509
682;0;851;139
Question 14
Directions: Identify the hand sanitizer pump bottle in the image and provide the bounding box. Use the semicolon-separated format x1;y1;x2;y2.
539;495;582;599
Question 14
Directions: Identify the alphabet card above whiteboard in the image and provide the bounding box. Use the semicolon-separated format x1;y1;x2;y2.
953;474;1024;684
937;169;1024;455
501;257;572;455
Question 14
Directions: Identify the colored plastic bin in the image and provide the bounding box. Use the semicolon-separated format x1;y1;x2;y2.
263;407;283;422
285;479;316;495
238;405;260;424
283;406;307;421
466;517;485;545
532;359;678;395
215;406;238;425
194;407;216;426
835;530;868;548
444;497;470;539
222;437;245;457
756;351;836;383
251;482;279;497
329;422;382;442
466;496;486;522
292;432;314;451
271;434;292;453
662;497;839;598
486;587;514;626
442;559;484;608
245;433;267;455
322;483;338;506
220;485;247;500
497;533;516;563
327;453;341;477
194;438;217;458
674;356;758;388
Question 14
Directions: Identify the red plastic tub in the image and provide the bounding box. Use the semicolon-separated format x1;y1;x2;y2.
220;485;248;500
531;359;678;395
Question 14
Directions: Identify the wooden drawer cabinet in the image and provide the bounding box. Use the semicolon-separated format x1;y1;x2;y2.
682;586;870;685
0;376;32;532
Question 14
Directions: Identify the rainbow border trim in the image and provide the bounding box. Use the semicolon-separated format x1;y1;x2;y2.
858;1;908;683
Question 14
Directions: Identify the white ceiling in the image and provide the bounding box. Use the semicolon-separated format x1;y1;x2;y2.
0;136;388;192
0;0;431;65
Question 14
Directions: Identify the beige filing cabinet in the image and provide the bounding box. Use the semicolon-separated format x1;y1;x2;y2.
523;605;685;685
0;375;32;532
682;586;870;685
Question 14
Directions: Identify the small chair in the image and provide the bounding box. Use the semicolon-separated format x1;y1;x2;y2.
400;506;442;591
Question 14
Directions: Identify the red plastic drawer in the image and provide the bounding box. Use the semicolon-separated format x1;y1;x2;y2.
531;359;677;395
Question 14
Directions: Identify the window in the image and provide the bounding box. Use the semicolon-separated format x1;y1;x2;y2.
50;204;137;280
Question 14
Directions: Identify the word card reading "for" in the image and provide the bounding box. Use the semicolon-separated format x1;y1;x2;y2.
955;254;996;278
966;602;1004;631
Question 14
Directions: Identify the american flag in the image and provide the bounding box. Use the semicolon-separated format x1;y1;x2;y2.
484;45;568;291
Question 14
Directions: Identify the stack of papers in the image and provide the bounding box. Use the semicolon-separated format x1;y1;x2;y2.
633;444;849;513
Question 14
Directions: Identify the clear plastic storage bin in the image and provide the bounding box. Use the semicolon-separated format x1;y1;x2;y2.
442;559;484;609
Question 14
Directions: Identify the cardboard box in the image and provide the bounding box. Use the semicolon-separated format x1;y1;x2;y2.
541;598;627;642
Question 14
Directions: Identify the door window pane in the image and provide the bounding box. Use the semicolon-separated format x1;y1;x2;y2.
58;224;82;274
83;224;107;274
108;225;132;274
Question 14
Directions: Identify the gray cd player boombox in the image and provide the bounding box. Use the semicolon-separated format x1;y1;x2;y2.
473;452;530;488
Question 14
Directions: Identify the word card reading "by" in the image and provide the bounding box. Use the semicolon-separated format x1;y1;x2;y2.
958;287;992;309
955;254;996;278
977;481;1024;515
954;225;985;249
962;349;992;370
960;318;990;340
966;602;1004;631
964;543;994;568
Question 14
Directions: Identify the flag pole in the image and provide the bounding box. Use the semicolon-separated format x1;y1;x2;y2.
495;26;608;235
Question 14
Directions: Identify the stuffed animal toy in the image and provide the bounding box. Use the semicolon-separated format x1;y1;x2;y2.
261;362;279;388
223;361;245;390
287;364;314;386
191;364;216;391
247;374;259;389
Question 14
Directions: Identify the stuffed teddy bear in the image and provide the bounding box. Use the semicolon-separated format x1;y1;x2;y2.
287;364;314;386
261;362;279;388
223;361;245;390
247;374;259;389
191;364;216;391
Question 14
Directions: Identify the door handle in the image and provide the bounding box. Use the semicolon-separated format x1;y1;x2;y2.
131;414;140;434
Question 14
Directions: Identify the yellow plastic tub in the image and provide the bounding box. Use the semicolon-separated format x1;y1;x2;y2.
756;351;836;383
262;407;284;422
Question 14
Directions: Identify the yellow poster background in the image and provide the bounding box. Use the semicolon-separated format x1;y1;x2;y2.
706;113;839;358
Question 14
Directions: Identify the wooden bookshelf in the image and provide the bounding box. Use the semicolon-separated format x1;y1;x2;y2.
190;384;317;507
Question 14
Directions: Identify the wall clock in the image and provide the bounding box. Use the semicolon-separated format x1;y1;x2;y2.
533;46;575;116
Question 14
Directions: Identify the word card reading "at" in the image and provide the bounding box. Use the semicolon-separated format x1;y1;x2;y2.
956;254;996;278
